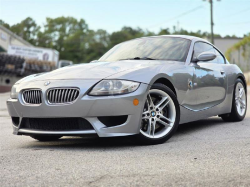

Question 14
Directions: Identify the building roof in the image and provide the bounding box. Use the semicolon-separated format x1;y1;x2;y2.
0;25;33;47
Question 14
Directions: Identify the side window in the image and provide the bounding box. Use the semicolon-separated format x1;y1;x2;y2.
214;48;225;64
192;42;217;63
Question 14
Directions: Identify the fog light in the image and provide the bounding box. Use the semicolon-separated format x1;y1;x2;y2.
133;99;139;106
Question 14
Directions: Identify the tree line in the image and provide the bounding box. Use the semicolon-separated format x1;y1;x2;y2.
0;17;239;63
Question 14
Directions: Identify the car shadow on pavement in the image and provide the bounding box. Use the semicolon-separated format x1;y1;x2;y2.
21;136;139;150
176;117;225;135
19;117;231;150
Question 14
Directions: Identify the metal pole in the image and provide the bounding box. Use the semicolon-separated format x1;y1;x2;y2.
210;0;214;44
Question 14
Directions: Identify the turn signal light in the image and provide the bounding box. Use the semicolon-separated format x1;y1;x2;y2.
133;99;139;106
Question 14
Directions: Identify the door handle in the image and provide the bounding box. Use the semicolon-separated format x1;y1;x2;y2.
220;70;225;75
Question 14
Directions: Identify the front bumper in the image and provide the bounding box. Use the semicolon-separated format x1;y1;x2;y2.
7;80;149;137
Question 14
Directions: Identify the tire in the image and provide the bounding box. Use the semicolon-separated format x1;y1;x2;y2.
136;83;180;145
221;79;247;122
31;135;62;142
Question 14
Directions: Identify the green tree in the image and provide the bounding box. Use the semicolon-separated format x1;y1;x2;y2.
84;29;110;62
37;17;89;62
10;17;40;44
109;26;147;47
158;26;222;41
0;20;10;29
158;28;171;35
225;33;250;72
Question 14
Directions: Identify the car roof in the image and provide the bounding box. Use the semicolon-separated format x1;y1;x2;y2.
160;35;205;41
127;35;211;44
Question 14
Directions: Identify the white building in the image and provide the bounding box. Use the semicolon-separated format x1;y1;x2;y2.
0;25;59;64
206;37;249;72
0;25;33;52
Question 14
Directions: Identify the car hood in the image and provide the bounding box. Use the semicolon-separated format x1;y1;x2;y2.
19;60;177;83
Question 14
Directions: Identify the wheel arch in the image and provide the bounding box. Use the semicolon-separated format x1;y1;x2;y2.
236;74;247;94
153;78;177;97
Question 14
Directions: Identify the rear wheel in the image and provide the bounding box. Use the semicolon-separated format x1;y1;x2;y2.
221;79;247;122
136;83;180;145
31;135;62;141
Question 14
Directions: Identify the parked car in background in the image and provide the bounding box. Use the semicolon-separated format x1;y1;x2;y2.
57;60;73;68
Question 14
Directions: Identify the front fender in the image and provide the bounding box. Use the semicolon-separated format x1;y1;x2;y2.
107;62;194;104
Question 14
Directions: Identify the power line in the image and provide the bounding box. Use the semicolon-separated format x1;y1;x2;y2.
147;5;204;29
179;20;250;26
218;20;250;25
221;7;250;19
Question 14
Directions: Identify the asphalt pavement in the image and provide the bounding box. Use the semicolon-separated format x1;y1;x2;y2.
0;88;249;187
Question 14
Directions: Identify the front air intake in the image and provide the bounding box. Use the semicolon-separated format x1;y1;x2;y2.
22;89;42;104
47;88;80;104
20;118;94;131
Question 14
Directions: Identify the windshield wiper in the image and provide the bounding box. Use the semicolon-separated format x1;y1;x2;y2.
118;57;158;61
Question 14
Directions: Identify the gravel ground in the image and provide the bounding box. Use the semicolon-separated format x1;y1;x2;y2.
0;89;249;187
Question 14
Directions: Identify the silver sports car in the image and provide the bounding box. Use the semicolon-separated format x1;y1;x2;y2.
7;35;247;144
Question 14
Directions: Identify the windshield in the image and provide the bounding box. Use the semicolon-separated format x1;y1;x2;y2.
99;37;191;62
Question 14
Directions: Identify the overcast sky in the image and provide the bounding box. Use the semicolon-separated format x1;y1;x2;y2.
0;0;249;37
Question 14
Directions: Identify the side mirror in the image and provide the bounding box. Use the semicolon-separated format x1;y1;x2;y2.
193;52;216;62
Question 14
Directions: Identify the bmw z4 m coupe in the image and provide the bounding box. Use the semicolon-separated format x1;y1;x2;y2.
7;35;247;144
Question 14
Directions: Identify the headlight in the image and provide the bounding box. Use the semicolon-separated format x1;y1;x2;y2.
89;80;140;96
10;85;18;99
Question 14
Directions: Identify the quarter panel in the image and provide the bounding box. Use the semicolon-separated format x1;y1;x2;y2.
179;63;245;124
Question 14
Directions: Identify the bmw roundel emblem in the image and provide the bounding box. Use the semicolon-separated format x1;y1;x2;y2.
151;111;156;117
44;81;51;86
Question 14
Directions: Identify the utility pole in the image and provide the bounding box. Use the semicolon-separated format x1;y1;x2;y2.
204;0;219;44
210;0;214;44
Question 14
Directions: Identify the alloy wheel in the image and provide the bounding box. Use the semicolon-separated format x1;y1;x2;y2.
235;82;246;116
140;89;176;139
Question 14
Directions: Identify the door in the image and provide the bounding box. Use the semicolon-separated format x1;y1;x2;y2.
191;42;227;111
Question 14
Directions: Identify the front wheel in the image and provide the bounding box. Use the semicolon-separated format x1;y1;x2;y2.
136;83;180;145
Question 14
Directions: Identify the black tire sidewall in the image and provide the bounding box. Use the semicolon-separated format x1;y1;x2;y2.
136;83;180;144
